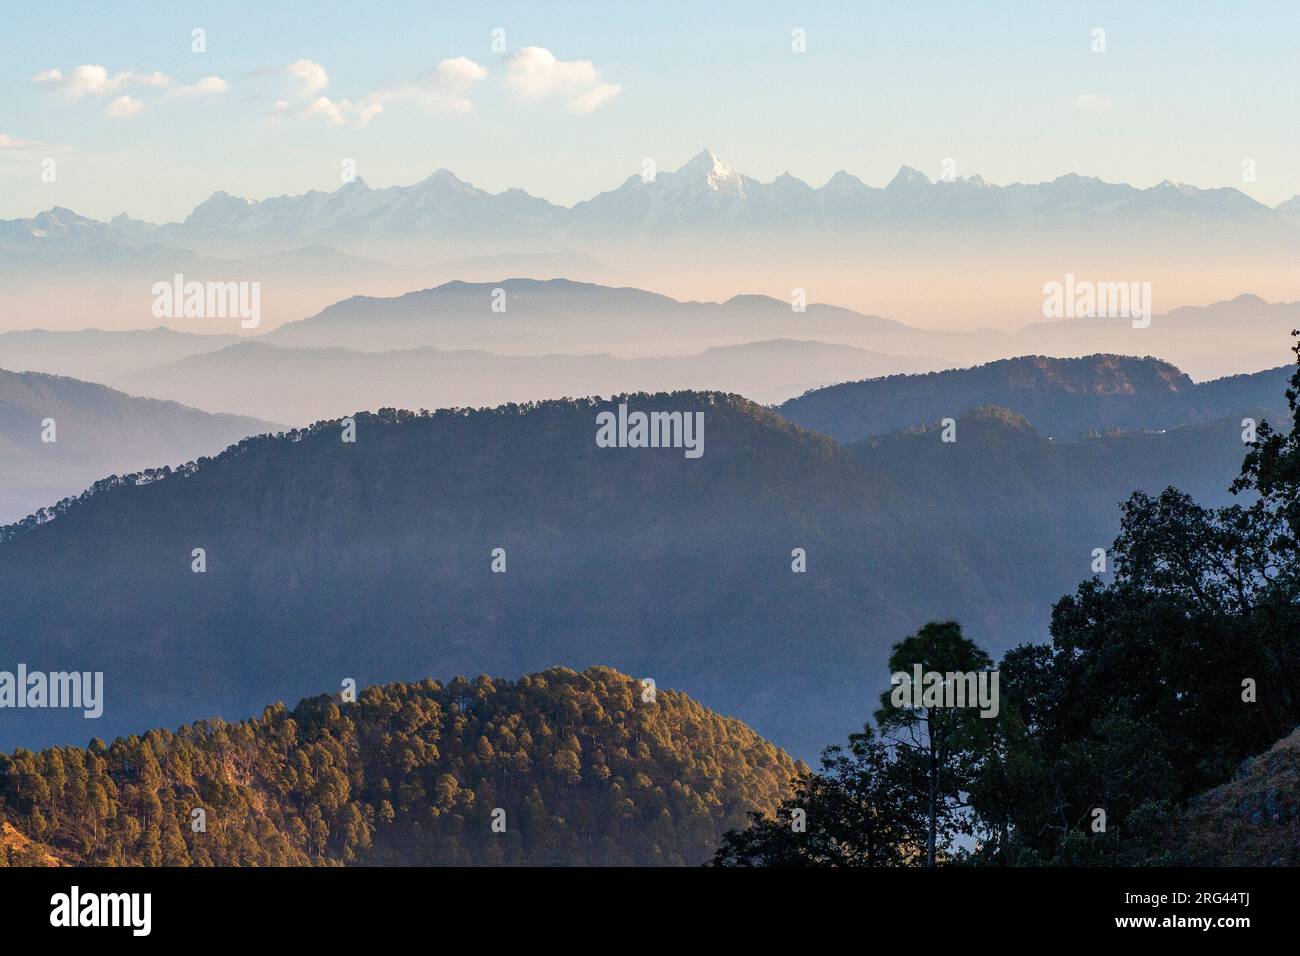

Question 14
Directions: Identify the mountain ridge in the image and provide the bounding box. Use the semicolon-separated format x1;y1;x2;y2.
111;335;944;423
0;367;278;523
5;152;1296;256
0;387;1283;758
778;353;1293;442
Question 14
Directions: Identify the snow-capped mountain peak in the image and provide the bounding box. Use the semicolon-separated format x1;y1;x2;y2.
3;154;1294;254
887;165;932;190
671;149;748;197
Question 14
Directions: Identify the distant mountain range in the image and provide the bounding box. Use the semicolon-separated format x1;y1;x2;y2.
5;153;1298;335
5;152;1298;259
4;279;1296;424
568;151;1300;235
221;279;1300;381
260;277;923;354
0;206;394;273
0;368;276;523
255;279;1298;380
100;343;1295;434
112;337;944;424
0;387;1285;758
0;327;242;381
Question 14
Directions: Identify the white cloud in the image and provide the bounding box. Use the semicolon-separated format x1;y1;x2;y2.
354;57;489;124
284;59;329;97
502;47;621;113
167;76;230;99
431;56;490;92
569;83;621;114
272;50;615;126
300;95;349;125
271;60;345;124
34;65;170;101
0;132;59;151
275;57;487;126
104;94;144;119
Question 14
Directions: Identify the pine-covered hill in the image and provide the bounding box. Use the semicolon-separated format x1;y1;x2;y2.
0;666;802;867
0;821;61;866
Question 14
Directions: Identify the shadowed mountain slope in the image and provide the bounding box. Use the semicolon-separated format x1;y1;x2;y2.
0;389;1283;759
0;368;276;523
780;354;1292;442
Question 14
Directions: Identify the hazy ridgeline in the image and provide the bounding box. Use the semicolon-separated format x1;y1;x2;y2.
0;368;276;524
6;153;1300;337
0;383;1283;759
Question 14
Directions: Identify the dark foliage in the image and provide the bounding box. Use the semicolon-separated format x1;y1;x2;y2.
718;335;1300;866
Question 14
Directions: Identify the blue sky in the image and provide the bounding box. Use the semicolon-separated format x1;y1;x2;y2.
2;0;1298;221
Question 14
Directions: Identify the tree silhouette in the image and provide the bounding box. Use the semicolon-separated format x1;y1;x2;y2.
711;727;923;866
716;333;1300;867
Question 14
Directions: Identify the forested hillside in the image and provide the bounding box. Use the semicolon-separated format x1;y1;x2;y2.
0;666;799;866
715;337;1300;867
0;390;1277;759
779;354;1291;443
